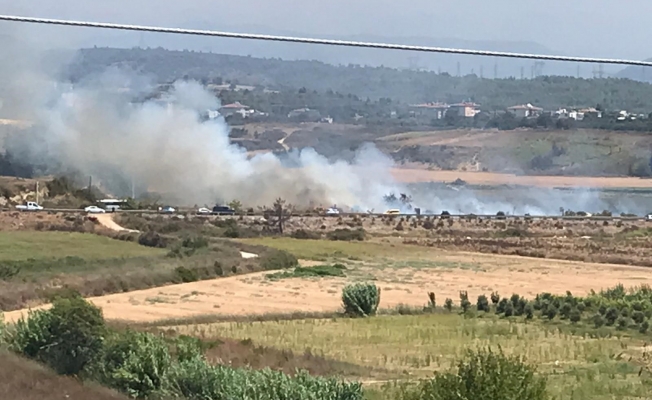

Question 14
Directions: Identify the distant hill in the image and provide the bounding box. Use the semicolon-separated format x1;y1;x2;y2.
74;21;580;78
615;60;652;82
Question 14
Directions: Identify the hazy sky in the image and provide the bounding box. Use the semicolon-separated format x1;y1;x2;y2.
1;0;650;59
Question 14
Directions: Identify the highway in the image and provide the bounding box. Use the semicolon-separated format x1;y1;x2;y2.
6;207;650;222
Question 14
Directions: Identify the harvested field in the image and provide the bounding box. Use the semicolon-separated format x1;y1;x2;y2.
391;168;652;188
8;240;652;324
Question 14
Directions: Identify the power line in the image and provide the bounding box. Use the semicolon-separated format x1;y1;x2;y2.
1;14;652;68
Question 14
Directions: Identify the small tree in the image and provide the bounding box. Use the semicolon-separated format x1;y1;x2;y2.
569;308;581;323
490;291;500;305
427;292;436;309
545;305;558;320
262;198;294;234
460;291;471;313
524;303;534;320
477;295;490;312
228;199;243;213
444;298;453;312
418;348;548;400
342;283;381;317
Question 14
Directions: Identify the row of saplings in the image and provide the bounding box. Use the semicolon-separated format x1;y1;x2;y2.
0;288;552;400
347;281;652;337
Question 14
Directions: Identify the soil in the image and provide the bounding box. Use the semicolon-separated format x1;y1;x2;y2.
6;252;652;324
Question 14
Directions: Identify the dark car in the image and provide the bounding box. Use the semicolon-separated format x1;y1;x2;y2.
212;205;235;215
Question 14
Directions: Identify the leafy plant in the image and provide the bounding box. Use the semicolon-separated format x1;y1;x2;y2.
476;295;490;312
260;249;299;271
10;295;106;375
342;283;381;317
444;298;453;312
415;348;548;400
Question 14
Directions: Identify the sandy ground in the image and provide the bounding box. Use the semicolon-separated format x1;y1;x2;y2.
94;214;139;233
390;168;652;188
6;252;652;324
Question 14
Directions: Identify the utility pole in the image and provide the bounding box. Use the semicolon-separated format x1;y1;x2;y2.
480;65;483;79
35;181;38;204
520;66;525;79
456;61;461;77
88;176;92;199
494;62;498;79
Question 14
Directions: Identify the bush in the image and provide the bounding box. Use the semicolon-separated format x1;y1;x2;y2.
10;295;106;375
593;313;606;328
138;231;168;248
260;250;299;271
342;283;381;317
490;291;500;305
224;226;240;238
569;308;581;323
459;291;471;313
291;229;321;240
524;303;534;320
504;302;514;317
633;311;646;324
496;298;508;314
640;320;650;334
477;295;490;312
416;348;547;400
164;357;363;400
174;266;199;283
544;305;558;320
605;307;619;326
181;236;209;250
98;331;172;398
327;228;365;241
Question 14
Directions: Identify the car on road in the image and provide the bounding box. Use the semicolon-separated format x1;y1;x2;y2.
197;207;212;215
326;207;340;215
212;205;235;215
16;201;43;211
84;205;106;214
384;209;400;215
159;206;176;214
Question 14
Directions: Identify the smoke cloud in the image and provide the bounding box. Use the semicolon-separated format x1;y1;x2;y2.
0;29;402;210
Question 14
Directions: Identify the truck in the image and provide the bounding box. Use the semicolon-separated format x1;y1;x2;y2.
16;201;43;211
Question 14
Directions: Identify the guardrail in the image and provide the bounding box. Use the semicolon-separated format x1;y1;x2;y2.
5;207;650;222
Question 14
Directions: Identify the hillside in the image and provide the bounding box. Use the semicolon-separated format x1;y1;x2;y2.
67;47;652;112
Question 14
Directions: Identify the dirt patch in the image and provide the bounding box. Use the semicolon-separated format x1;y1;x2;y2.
93;214;139;233
7;251;652;324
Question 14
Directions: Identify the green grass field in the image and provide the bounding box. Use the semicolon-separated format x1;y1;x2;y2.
0;232;162;261
176;314;652;399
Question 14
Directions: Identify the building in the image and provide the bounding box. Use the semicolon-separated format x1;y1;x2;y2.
409;102;450;119
219;102;251;118
507;104;543;118
449;102;481;118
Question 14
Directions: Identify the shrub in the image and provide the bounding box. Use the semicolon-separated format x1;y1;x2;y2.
544;305;558;320
291;229;320;240
444;298;453;312
633;311;646;324
181;236;209;250
504;302;514;317
327;228;365;241
605;307;619;326
490;292;500;305
98;331;172;398
164;358;364;400
496;298;508;314
640;320;650;334
593;313;605;328
560;303;572;320
417;348;547;400
524;303;534;319
224;226;240;238
616;316;630;330
138;231;168;248
477;295;490;312
0;262;21;280
459;291;471;313
174;266;199;283
428;292;436;309
342;283;381;317
569;308;581;323
10;295;106;375
260;250;299;271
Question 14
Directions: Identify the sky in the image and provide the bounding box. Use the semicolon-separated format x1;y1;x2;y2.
0;0;650;60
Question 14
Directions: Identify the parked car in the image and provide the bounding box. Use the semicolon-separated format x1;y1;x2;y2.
16;201;43;211
84;205;106;214
197;207;212;215
159;206;176;214
212;205;235;215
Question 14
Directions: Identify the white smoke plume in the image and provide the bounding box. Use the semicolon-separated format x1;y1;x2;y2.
0;28;402;210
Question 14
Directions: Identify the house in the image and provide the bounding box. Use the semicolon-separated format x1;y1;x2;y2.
409;102;450;119
219;102;251;118
577;107;603;119
507;104;543;118
449;102;481;117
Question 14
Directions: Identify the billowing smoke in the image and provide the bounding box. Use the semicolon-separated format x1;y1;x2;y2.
0;29;401;210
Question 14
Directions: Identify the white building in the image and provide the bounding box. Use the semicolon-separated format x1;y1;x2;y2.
507;104;543;118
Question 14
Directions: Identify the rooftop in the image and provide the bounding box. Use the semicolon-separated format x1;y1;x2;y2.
220;101;250;109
